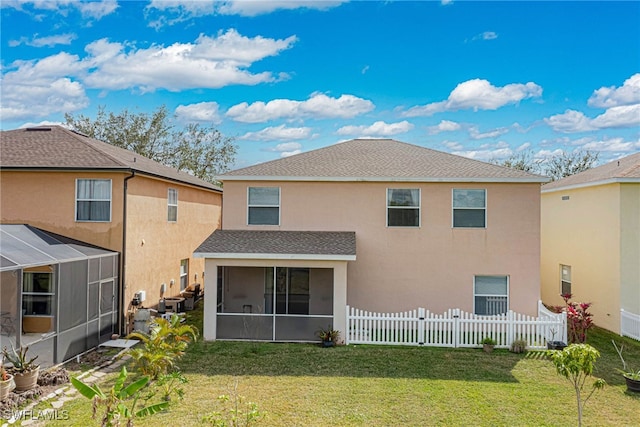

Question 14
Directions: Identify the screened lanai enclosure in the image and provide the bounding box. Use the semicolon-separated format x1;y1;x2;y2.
196;230;356;342
0;225;119;367
216;266;335;341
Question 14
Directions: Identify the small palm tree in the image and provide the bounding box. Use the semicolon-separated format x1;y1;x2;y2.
127;314;198;379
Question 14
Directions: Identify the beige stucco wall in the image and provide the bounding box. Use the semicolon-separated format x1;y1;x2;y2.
0;170;222;333
541;183;623;333
620;183;640;316
222;180;542;316
0;171;125;249
116;176;221;317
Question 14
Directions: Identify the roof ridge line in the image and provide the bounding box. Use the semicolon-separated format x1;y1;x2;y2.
59;126;130;168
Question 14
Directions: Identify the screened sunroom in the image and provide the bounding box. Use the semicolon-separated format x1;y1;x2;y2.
195;230;356;342
0;225;119;367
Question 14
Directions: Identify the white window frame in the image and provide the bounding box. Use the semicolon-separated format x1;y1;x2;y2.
386;188;421;227
473;275;509;316
180;259;189;291
75;179;112;222
247;187;280;226
452;188;486;228
168;188;178;222
22;270;55;317
560;264;572;296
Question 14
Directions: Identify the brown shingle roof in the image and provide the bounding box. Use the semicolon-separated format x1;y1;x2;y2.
0;126;221;191
542;151;640;192
194;230;356;259
222;138;548;182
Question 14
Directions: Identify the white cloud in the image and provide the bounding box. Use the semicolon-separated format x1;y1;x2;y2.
544;110;595;133
336;120;414;137
226;93;374;123
281;150;302;157
1;30;294;120
2;0;118;20
1;52;89;121
76;0;119;20
428;120;461;134
590;104;640;129
81;30;296;91
452;141;513;161
442;140;463;151
469;126;509;140
175;102;222;124
588;73;640;108
574;136;640;153
265;142;303;158
217;1;346;17
145;0;344;27
9;33;76;48
403;78;542;117
472;31;498;41
240;125;313;141
545;105;640;133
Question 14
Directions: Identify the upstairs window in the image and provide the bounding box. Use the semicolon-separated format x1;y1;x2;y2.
453;189;486;228
76;179;111;222
168;188;178;222
387;189;420;227
248;187;280;225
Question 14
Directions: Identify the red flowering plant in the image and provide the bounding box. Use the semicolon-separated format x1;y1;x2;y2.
561;293;594;344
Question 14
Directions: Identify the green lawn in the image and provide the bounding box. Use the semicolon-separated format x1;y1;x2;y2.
41;304;640;426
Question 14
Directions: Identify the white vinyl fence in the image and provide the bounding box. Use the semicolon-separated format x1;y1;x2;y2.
621;309;640;341
346;301;566;350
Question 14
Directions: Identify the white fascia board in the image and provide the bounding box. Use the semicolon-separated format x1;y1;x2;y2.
220;175;549;183
194;252;356;261
541;177;640;194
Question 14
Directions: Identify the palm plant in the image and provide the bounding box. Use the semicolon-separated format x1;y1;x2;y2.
127;314;198;379
71;366;168;426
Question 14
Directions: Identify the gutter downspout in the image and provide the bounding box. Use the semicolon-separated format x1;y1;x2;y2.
120;170;136;335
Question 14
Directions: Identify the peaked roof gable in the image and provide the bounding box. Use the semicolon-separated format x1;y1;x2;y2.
0;126;221;192
222;138;548;183
542;151;640;192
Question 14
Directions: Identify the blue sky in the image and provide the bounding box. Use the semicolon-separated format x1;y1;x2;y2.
2;1;639;170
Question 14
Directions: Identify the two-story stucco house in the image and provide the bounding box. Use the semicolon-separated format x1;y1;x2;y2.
0;125;222;363
195;138;548;342
541;152;640;338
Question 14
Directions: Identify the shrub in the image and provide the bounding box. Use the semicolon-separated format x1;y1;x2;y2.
127;314;198;379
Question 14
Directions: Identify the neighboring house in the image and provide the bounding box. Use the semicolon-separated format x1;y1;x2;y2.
541;152;640;336
0;126;222;362
195;138;548;342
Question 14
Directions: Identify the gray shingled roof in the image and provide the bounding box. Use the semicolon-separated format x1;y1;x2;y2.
543;151;640;192
0;126;221;192
222;138;548;182
195;230;356;259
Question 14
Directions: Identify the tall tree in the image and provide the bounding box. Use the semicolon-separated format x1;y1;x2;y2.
544;150;599;181
491;150;543;174
65;106;237;184
493;149;599;180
